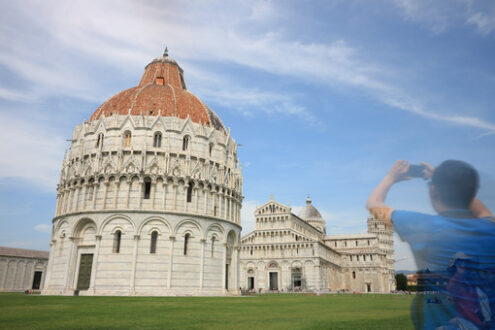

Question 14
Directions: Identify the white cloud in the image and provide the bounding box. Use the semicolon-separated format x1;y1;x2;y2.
0;112;66;190
467;11;495;35
34;224;51;234
240;200;260;235
1;0;492;135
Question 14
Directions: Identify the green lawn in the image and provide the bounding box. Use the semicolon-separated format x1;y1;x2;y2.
0;293;414;329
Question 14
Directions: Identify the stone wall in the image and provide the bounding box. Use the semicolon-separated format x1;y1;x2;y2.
0;256;47;292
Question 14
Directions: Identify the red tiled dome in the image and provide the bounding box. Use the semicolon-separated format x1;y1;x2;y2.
89;50;225;132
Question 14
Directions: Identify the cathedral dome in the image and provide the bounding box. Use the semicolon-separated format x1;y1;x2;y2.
298;197;326;234
89;49;226;132
298;197;323;220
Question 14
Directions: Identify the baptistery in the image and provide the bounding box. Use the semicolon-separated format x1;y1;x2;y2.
42;50;243;296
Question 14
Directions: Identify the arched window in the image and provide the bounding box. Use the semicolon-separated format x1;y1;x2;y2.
150;231;158;254
209;143;214;156
143;178;151;199
370;255;373;261
182;135;190;151
96;133;104;148
113;230;122;253
184;233;190;255
352;271;356;279
363;255;366;262
123;131;132;147
355;240;358;246
186;182;193;203
153;132;162;148
350;255;353;261
211;236;216;257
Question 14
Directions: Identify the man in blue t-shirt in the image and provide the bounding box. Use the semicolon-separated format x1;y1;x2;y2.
366;160;495;329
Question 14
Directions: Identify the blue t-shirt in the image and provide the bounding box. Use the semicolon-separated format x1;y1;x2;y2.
393;210;495;329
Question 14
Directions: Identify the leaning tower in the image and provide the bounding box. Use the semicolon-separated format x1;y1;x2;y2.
42;49;243;296
367;217;395;291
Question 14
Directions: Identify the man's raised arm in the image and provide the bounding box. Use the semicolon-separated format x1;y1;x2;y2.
366;160;411;226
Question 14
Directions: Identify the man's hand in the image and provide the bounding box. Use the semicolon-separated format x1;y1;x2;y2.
420;162;434;180
386;160;412;183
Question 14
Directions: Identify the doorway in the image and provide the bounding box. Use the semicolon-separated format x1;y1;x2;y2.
76;254;93;290
32;271;42;290
366;283;371;292
269;272;278;291
248;277;254;290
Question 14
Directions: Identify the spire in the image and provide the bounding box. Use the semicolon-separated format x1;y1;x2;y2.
163;46;168;57
270;194;274;201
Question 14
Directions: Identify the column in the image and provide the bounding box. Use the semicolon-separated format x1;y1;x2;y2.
138;178;144;210
113;180;120;209
66;188;73;213
222;243;227;292
73;184;81;212
222;192;228;219
234;246;240;292
199;238;206;289
167;236;175;289
91;183;98;209
126;178;132;208
63;237;77;293
130;235;139;295
102;181;109;210
228;197;232;221
172;183;178;211
151;179;157;209
203;188;208;215
183;183;189;213
162;181;167;210
89;235;102;294
41;240;57;293
194;186;199;214
81;184;88;211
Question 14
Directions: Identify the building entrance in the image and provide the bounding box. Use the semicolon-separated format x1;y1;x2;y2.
248;277;254;290
269;272;278;290
32;271;42;290
76;254;93;290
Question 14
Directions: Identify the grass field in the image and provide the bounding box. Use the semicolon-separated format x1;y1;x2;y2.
0;293;414;329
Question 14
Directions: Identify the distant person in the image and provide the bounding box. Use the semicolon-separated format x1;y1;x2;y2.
366;160;495;329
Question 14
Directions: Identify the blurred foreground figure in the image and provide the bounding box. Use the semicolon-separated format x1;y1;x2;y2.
367;160;495;329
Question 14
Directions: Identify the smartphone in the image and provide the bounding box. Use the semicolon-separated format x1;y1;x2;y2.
407;164;426;178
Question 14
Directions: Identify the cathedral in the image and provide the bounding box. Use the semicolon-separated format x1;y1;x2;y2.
41;50;394;296
240;196;395;293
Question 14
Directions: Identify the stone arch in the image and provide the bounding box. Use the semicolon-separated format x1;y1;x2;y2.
225;229;237;246
72;218;97;244
54;219;69;237
137;217;171;236
174;219;202;238
98;214;135;235
204;223;224;240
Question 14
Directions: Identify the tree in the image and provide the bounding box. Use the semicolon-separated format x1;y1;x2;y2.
395;273;408;291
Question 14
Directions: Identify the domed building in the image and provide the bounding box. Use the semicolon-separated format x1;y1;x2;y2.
42;50;243;296
240;196;395;293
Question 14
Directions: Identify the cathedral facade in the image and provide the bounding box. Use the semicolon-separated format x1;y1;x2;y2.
240;197;395;293
42;51;243;296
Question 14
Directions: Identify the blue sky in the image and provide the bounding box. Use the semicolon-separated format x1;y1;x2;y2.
0;0;494;270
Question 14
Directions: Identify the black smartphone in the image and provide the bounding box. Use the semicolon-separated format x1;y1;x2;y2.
407;164;426;178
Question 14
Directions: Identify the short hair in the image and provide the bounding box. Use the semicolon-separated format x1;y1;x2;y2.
431;160;479;208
